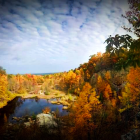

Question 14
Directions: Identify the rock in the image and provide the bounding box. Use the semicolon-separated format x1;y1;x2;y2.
121;129;139;140
62;106;68;110
8;123;12;127
24;122;31;127
51;111;55;114
59;100;70;106
12;117;20;121
51;101;58;104
36;113;57;127
12;117;17;120
24;115;29;122
51;111;56;117
28;117;31;122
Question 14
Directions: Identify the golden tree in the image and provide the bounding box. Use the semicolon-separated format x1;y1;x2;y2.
0;74;8;101
70;83;101;139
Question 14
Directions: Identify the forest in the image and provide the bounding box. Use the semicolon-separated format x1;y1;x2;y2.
1;0;140;140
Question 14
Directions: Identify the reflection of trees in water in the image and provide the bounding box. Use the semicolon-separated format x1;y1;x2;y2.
0;97;23;125
24;108;30;116
46;99;49;103
35;96;40;102
0;97;68;128
17;97;23;106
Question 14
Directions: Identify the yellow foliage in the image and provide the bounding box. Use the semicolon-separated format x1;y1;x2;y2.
0;75;8;100
119;67;140;109
121;67;140;104
97;74;112;100
70;83;101;138
105;71;111;80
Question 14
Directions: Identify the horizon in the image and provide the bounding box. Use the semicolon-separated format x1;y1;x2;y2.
0;0;137;74
7;72;62;75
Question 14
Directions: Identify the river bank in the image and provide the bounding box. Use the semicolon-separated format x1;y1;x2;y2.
0;89;77;110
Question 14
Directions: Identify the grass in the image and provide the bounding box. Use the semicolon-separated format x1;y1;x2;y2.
0;89;76;109
0;92;29;109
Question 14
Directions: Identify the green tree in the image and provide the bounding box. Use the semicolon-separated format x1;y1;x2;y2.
0;66;6;75
105;34;133;57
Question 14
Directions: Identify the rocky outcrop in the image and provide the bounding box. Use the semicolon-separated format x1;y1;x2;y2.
121;129;140;140
62;106;68;110
11;113;57;128
136;112;140;121
24;122;31;127
121;108;140;140
12;117;22;122
36;113;57;127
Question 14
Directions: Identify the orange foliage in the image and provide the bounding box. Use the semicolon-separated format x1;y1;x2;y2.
97;74;112;100
59;70;84;94
70;83;101;139
42;107;50;114
125;67;140;102
4;113;7;123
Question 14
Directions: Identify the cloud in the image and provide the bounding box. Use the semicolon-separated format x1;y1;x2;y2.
0;0;137;74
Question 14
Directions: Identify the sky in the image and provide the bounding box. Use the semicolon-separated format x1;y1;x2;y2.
0;0;136;74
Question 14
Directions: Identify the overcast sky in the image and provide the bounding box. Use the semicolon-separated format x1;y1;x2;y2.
0;0;136;74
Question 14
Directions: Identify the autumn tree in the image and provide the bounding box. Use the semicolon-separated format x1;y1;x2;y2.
0;74;8;102
122;0;140;37
59;70;84;95
96;74;112;102
70;82;101;140
0;66;6;75
125;67;140;103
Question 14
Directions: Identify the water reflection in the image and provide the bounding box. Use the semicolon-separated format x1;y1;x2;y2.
0;97;68;127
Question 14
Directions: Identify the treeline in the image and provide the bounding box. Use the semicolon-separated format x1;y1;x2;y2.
1;0;140;139
0;68;61;107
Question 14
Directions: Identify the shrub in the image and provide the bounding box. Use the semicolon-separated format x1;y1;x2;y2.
68;94;73;101
44;91;50;95
31;113;36;120
42;107;50;114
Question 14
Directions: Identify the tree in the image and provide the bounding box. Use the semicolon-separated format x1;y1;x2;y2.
0;66;6;75
70;83;101;139
97;74;112;101
126;39;140;67
105;34;133;57
122;0;140;37
0;74;8;101
126;67;140;103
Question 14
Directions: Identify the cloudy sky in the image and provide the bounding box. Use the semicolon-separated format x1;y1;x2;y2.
0;0;136;74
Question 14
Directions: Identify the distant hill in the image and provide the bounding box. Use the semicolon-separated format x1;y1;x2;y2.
32;72;59;75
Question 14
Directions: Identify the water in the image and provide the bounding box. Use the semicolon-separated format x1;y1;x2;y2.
0;97;68;126
31;72;59;75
